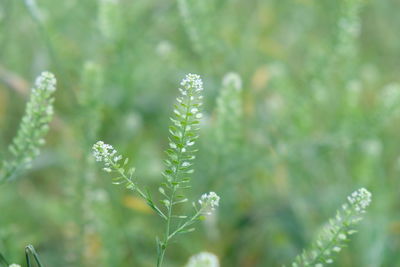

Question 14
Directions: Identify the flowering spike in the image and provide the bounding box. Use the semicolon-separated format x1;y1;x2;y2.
0;71;57;182
291;188;372;266
163;74;203;189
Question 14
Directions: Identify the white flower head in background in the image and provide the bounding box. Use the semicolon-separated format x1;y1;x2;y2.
185;252;220;267
9;264;21;267
156;40;173;57
380;83;400;108
222;72;242;91
199;192;220;215
347;187;372;212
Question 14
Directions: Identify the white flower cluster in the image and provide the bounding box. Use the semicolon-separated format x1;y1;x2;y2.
35;71;56;92
180;73;203;92
92;141;122;172
199;192;220;214
347;187;372;212
9;264;21;267
222;72;242;91
186;252;220;267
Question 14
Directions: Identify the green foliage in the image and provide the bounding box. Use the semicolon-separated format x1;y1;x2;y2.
1;0;399;266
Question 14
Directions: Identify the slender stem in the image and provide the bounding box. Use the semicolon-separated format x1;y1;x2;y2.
157;209;201;267
25;245;44;267
157;91;193;267
168;210;201;240
308;207;355;266
107;156;168;220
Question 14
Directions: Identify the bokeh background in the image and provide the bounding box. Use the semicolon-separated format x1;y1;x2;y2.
1;0;400;266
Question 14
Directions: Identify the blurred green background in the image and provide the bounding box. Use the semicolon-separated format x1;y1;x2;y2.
1;0;400;266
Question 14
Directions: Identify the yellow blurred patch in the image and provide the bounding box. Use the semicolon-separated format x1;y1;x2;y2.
84;231;103;264
123;195;153;214
258;38;285;59
389;221;400;233
273;163;289;196
252;65;270;91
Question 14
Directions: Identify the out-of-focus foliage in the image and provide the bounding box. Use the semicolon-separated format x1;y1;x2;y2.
0;0;399;266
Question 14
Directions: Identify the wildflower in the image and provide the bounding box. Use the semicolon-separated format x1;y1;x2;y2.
0;71;56;182
181;73;203;91
186;252;220;267
92;141;121;172
347;187;372;212
9;264;21;267
163;74;203;185
291;188;372;266
35;71;56;92
199;192;220;214
92;74;220;267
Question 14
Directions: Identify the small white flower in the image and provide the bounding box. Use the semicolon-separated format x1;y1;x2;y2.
180;73;203;92
186;252;220;267
35;71;57;92
92;141;122;172
181;161;190;167
347;188;372;212
199;192;220;214
9;264;21;267
169;142;177;149
186;141;195;146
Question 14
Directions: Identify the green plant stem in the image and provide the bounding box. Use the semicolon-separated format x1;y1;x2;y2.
157;93;193;267
25;245;44;267
106;155;167;220
168;210;201;240
157;208;201;267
